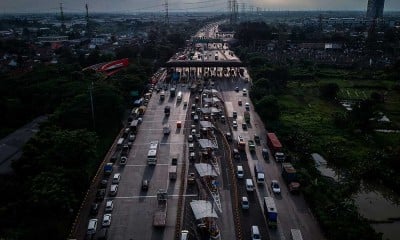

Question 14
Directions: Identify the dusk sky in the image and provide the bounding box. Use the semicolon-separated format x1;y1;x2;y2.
1;0;399;13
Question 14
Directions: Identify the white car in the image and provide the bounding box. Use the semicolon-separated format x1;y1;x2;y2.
188;135;194;142
241;197;249;209
232;120;238;129
109;184;118;196
243;88;247;96
271;180;281;194
105;200;113;213
102;214;112;227
112;173;121;184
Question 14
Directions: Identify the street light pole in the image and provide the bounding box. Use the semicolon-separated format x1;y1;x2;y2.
89;82;96;131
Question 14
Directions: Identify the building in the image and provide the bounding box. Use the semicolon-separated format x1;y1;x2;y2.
366;0;385;19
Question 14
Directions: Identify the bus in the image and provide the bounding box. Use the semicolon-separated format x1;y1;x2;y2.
264;197;278;227
147;141;159;165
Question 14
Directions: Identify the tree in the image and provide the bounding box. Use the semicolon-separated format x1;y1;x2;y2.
319;83;340;101
256;96;281;121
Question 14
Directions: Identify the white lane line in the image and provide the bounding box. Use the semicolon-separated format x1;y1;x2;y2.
109;194;198;199
132;142;185;146
125;163;169;167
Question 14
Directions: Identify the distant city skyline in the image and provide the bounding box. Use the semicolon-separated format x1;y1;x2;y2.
0;0;399;13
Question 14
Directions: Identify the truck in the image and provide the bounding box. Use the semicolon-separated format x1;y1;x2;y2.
164;106;171;116
281;163;301;193
254;162;265;184
169;166;177;180
170;87;176;97
264;197;278;227
147;141;159;165
248;140;255;152
153;189;168;227
267;133;285;162
244;111;250;123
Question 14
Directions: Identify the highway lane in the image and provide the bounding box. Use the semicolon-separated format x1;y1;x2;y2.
106;84;190;240
218;76;325;240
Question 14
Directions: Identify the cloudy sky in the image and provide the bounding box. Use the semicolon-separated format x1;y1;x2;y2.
1;0;399;13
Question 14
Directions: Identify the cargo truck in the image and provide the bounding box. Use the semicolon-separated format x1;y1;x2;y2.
264;197;278;227
169;166;177;180
267;133;285;162
153;189;168;227
281;163;300;193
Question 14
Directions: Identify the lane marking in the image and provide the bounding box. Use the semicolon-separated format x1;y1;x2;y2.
108;194;198;199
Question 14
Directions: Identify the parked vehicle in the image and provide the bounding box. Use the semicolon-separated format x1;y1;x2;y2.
281;163;300;193
264;197;278;227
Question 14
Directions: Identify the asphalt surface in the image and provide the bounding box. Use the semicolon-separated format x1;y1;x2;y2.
218;78;326;240
0;115;48;174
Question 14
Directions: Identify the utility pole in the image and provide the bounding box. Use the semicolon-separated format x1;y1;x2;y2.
164;0;169;26
89;82;96;131
59;2;66;33
85;3;90;36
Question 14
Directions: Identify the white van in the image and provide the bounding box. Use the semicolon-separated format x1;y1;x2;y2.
181;230;189;240
237;165;244;178
117;137;124;147
290;229;303;240
87;218;98;235
177;91;182;101
251;225;261;240
246;178;254;192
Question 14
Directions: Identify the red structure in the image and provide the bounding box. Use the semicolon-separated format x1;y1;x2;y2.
266;133;282;154
83;58;129;76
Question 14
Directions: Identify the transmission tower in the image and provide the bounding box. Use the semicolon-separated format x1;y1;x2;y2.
228;0;238;25
59;2;66;33
164;0;169;26
85;3;90;36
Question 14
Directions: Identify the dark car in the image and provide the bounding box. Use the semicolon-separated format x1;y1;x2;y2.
142;179;149;191
262;148;269;160
96;189;106;201
99;179;108;188
90;203;99;215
